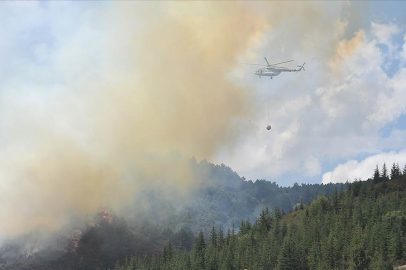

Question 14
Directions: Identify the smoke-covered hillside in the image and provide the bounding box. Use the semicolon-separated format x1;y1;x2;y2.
0;159;345;270
116;170;406;270
129;159;346;235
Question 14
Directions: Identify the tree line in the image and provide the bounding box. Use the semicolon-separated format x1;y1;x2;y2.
115;162;406;270
372;162;406;183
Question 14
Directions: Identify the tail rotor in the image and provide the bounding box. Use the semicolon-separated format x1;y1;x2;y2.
297;62;306;71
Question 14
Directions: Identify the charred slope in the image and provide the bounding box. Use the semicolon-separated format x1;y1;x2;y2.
0;212;160;270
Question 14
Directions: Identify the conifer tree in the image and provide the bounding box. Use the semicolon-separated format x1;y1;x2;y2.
245;219;252;232
206;226;218;270
333;186;339;213
396;163;401;177
209;225;217;248
163;243;170;262
239;219;246;235
373;164;380;183
382;163;388;181
300;199;304;210
391;163;396;179
277;236;299;270
274;206;282;220
195;230;206;251
193;230;206;270
218;227;224;248
258;207;272;235
226;228;231;246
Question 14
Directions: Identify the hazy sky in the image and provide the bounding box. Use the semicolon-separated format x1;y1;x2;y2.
216;1;406;185
1;1;406;196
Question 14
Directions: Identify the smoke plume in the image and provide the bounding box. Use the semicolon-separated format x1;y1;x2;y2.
0;1;365;238
0;2;264;237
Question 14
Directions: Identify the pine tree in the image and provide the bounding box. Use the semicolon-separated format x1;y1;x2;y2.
162;242;173;262
245;219;252;232
373;164;380;183
195;230;206;251
396;163;401;177
274;206;282;221
333;187;339;213
258;207;272;235
218;227;224;248
382;163;388;181
277;236;299;270
239;219;246;235
193;230;206;270
163;243;169;262
391;163;396;179
206;226;218;270
209;226;217;248
226;228;231;246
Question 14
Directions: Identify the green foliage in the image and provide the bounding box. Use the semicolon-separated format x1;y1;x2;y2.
5;160;406;270
129;159;348;239
391;163;402;180
373;164;381;183
118;170;406;270
382;163;389;181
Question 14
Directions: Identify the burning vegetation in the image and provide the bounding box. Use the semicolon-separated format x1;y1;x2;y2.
64;230;82;254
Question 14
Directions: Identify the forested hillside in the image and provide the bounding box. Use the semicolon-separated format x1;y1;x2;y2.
0;159;345;270
116;163;406;270
129;159;346;236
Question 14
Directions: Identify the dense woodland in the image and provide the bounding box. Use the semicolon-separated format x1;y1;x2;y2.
1;161;406;270
130;159;346;237
114;163;406;270
0;160;342;270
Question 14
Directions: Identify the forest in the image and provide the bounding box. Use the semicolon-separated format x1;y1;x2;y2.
1;161;406;270
114;163;406;270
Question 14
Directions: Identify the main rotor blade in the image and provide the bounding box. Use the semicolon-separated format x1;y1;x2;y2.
270;60;294;66
241;63;268;66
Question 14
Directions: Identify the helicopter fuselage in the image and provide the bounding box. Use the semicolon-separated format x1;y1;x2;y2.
249;58;305;79
254;68;281;78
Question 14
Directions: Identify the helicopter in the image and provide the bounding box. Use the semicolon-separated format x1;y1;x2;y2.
243;57;305;79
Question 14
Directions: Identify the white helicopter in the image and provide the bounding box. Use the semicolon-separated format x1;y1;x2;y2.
243;57;305;79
